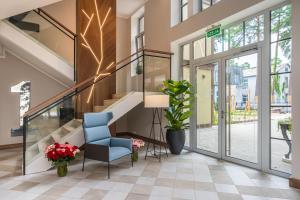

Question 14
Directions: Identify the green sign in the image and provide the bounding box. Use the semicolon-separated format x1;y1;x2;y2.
206;26;221;38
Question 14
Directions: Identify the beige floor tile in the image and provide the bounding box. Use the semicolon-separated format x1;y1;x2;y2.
0;148;297;200
126;193;149;200
154;178;174;187
172;188;195;199
131;184;153;195
11;181;40;192
218;192;243;200
81;188;108;199
42;185;72;196
236;185;264;196
150;186;173;198
194;182;216;192
215;184;239;194
141;170;159;178
33;194;61;200
137;177;156;185
174;180;195;189
176;167;193;174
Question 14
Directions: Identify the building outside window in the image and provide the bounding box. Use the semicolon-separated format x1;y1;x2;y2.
180;0;188;22
201;0;221;11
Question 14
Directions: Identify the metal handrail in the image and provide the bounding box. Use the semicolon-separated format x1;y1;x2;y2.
24;49;172;118
35;8;77;39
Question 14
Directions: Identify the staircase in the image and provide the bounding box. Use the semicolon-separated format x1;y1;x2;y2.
0;8;76;86
22;49;172;175
25;92;143;174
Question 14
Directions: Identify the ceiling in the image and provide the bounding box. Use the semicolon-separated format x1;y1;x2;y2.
117;0;147;18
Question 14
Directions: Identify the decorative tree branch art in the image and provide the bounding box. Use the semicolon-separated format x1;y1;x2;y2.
80;0;115;103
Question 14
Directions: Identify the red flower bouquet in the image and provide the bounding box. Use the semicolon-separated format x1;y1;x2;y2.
132;139;145;162
45;142;80;177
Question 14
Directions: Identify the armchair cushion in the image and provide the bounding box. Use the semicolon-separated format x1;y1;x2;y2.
109;147;131;161
83;112;113;143
90;138;111;146
111;137;132;151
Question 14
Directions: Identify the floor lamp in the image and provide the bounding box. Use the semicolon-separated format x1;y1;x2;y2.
144;95;169;161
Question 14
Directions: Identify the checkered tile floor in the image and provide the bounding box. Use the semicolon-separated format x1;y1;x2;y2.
0;148;300;200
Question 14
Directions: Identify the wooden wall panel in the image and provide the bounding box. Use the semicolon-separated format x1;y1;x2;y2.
76;0;116;115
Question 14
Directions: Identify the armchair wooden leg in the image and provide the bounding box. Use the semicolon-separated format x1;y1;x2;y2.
82;154;85;172
107;162;110;179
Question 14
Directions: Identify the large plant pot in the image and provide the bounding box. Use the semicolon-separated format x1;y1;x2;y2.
166;129;185;155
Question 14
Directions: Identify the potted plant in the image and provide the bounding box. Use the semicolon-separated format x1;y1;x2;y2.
45;142;80;177
132;139;145;162
161;80;193;154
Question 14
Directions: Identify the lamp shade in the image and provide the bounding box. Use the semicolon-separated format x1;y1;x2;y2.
144;95;169;108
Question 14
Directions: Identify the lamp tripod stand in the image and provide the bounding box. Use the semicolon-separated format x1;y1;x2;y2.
145;108;168;162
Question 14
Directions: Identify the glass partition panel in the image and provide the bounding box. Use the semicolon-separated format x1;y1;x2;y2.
144;53;171;96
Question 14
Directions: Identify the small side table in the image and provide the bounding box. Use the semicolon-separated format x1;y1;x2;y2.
279;122;292;162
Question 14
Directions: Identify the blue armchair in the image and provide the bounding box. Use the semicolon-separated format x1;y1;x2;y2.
82;112;133;178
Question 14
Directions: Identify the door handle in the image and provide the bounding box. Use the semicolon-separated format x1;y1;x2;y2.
221;110;225;119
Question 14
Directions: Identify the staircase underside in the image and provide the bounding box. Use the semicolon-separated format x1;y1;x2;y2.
0;21;74;87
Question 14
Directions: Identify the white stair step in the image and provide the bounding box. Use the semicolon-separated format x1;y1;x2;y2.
94;105;108;112
112;93;126;99
104;99;119;106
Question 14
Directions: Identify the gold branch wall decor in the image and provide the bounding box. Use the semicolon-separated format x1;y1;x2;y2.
80;0;115;103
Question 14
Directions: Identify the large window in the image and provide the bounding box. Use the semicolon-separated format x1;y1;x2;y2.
180;0;188;22
201;0;221;11
269;4;292;174
135;15;145;75
179;3;293;176
138;16;144;34
184;14;265;62
213;15;264;54
136;15;145;51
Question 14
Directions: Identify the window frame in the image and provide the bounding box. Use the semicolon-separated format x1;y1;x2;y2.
180;0;189;22
137;15;144;34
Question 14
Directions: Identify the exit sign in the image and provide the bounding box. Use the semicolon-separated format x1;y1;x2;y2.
206;26;221;38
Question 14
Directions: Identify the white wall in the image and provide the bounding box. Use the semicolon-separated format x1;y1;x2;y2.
116;17;132;96
117;17;131;61
42;0;76;33
291;0;300;180
0;51;66;146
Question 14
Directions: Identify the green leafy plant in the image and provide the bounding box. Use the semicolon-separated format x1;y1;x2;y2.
161;80;194;130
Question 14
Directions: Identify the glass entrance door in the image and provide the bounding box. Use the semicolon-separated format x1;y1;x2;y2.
222;51;261;168
192;50;261;169
196;62;221;157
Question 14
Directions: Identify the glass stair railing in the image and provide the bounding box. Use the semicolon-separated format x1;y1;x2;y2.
6;8;77;80
22;49;172;174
